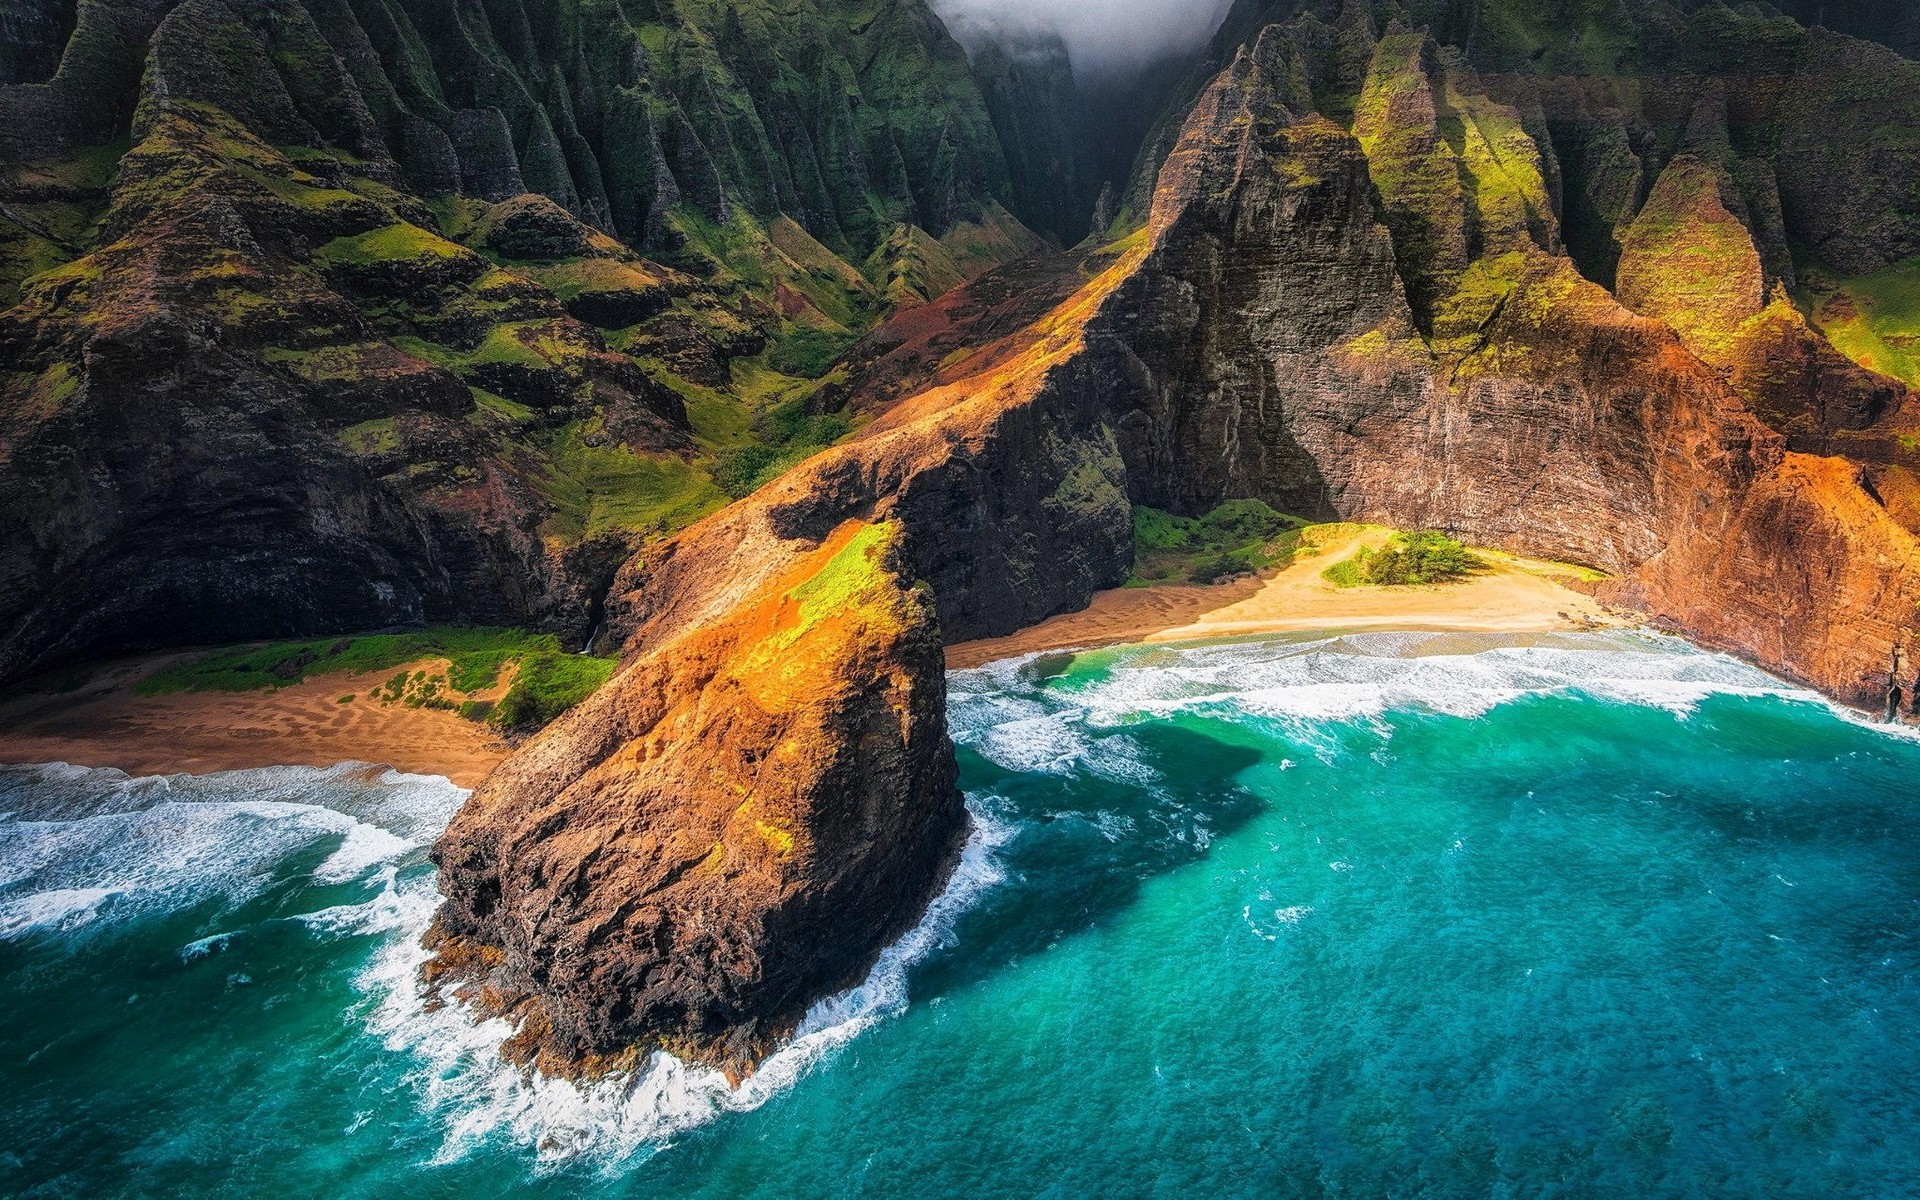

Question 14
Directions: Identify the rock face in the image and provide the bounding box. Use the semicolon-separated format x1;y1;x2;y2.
428;11;1920;1078
8;0;1920;1088
429;520;963;1079
0;0;1077;683
0;41;686;678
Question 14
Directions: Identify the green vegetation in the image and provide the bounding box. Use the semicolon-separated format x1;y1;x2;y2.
534;422;729;540
768;327;858;378
468;387;537;428
1798;255;1920;388
490;653;618;729
137;626;618;731
315;222;473;270
711;391;854;498
1352;33;1554;338
791;523;895;625
1130;500;1309;585
139;627;557;694
336;416;400;456
1323;531;1486;587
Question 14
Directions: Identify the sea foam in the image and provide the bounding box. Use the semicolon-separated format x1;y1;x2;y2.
0;762;466;940
947;630;1820;775
358;801;1017;1169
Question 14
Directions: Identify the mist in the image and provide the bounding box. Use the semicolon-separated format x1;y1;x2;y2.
932;0;1236;76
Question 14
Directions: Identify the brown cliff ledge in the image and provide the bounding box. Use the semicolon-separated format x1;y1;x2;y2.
427;25;1920;1079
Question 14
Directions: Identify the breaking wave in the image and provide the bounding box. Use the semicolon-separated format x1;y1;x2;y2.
1;628;1886;1177
0;752;1019;1172
359;802;1016;1169
946;629;1826;774
0;762;465;941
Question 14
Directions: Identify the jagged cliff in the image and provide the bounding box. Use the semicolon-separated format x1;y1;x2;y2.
7;0;1920;1084
0;0;1082;681
424;7;1920;1076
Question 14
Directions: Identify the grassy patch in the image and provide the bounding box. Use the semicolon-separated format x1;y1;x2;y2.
137;627;617;731
1323;531;1487;587
337;416;400;456
316;222;473;269
1130;500;1310;585
140;627;554;694
468;386;537;428
768;326;859;378
1798;255;1920;388
711;391;854;498
534;422;728;540
491;652;617;729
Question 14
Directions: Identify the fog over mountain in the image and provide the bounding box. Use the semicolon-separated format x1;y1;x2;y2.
932;0;1234;74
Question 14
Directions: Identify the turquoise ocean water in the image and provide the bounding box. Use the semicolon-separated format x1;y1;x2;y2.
4;629;1919;1197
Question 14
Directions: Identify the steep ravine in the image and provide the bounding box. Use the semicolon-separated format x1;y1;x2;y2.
427;24;1920;1076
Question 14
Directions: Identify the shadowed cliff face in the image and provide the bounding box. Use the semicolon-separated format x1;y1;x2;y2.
0;0;1089;254
6;0;1919;1089
428;14;1920;1075
0;0;1081;682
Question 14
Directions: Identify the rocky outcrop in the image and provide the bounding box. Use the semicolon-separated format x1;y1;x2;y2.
428;519;965;1080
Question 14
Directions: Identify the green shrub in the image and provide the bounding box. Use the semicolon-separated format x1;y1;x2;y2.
1321;558;1366;588
1130;499;1308;585
768;327;858;378
713;444;780;497
756;396;850;449
1132;506;1192;553
1325;531;1485;587
491;652;617;729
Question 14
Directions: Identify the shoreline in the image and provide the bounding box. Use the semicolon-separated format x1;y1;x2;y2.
947;527;1635;670
1;530;1632;783
0;651;513;788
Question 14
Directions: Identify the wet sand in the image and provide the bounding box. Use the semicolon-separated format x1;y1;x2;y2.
0;652;512;787
947;526;1635;669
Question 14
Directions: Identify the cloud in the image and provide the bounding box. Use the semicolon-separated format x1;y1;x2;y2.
931;0;1234;75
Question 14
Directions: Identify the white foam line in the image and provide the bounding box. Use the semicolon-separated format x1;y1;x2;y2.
946;631;1874;750
362;800;1017;1170
0;764;467;941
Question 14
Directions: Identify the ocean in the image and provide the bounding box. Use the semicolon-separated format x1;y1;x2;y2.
4;629;1918;1197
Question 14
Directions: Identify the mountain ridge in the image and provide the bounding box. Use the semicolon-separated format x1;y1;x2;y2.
4;0;1920;1084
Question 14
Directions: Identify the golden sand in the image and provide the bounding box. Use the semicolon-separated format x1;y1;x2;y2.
946;526;1634;670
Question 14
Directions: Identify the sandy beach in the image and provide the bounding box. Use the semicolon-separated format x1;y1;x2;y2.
0;652;513;787
946;526;1634;669
0;529;1629;782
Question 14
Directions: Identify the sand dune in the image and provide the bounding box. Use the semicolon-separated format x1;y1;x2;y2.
946;526;1633;669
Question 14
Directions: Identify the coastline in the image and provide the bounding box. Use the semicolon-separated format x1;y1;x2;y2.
947;527;1635;670
0;530;1631;784
0;651;512;787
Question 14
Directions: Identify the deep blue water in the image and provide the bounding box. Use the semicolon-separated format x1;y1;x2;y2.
3;630;1918;1198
